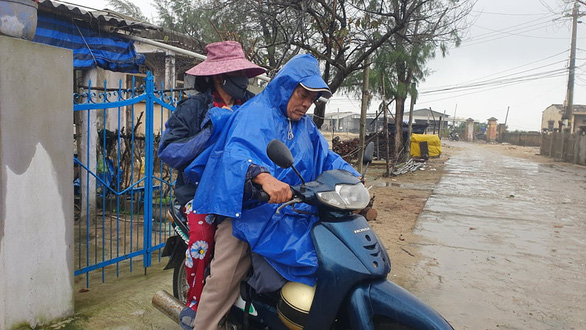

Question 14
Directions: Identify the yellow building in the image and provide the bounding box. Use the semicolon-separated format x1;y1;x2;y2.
541;104;586;133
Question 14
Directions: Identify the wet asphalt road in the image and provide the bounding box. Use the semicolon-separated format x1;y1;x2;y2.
408;142;586;330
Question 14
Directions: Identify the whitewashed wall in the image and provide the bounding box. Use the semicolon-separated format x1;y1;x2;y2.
0;36;74;329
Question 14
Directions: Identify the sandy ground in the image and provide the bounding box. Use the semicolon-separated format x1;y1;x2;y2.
34;141;550;330
365;150;450;288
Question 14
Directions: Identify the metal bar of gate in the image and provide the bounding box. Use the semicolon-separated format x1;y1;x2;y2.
73;71;176;286
143;73;154;269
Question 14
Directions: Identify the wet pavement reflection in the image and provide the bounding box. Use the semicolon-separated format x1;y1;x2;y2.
408;142;586;330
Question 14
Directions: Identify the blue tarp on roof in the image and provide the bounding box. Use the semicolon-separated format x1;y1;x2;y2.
33;12;145;72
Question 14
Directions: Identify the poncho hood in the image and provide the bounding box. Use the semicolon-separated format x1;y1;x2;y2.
264;54;332;116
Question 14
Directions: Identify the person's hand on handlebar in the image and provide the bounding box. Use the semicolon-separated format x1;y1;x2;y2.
252;173;292;204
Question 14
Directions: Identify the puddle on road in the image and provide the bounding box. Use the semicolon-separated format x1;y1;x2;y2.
405;143;586;330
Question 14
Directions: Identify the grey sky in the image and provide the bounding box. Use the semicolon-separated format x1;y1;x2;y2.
67;0;582;131
415;0;580;131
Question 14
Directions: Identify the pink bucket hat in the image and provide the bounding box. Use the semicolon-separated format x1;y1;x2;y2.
185;41;266;78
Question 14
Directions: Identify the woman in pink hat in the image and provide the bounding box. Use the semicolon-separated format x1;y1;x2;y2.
158;40;265;330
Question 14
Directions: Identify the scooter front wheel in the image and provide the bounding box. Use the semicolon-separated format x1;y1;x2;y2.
173;256;189;305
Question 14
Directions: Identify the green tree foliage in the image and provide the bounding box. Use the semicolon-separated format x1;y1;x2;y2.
344;0;473;160
107;0;150;22
152;0;218;51
153;0;425;127
151;0;473;135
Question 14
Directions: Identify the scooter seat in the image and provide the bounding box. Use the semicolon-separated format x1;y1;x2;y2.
170;199;188;225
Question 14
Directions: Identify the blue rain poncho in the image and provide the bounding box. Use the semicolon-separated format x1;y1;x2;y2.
187;54;359;285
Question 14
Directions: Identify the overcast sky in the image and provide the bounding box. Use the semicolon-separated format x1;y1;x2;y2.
65;0;583;131
415;0;581;132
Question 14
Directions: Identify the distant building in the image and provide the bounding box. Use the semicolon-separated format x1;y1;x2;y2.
319;112;386;133
403;108;450;134
320;107;452;134
321;111;355;132
541;104;586;133
542;104;564;131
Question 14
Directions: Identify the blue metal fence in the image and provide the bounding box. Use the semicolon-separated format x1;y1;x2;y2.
73;71;179;286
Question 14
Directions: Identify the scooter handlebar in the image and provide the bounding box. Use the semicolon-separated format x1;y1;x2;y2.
257;191;270;203
255;187;297;204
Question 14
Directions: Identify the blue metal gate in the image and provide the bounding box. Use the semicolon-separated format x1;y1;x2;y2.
73;71;179;286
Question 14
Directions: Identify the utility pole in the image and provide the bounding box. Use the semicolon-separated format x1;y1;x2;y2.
564;1;581;133
382;74;391;177
406;82;416;164
358;56;370;173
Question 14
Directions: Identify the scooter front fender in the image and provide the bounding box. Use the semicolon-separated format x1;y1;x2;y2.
346;279;453;330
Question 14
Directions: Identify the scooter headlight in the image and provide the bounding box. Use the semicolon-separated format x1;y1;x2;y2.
316;183;370;210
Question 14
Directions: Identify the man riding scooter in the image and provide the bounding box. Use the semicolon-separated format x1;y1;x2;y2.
184;54;362;329
157;53;453;330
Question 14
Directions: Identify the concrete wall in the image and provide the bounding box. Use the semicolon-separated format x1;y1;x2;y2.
0;36;74;329
502;132;542;147
541;132;586;165
579;134;586;165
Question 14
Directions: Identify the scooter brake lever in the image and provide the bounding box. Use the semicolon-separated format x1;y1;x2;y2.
276;198;302;214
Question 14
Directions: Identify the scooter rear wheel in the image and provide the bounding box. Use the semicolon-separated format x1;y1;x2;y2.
173;256;189;305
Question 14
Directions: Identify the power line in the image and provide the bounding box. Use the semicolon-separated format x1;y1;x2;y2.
470;10;554;17
472;14;557;39
424;50;569;90
420;68;567;96
421;57;568;93
419;71;566;104
464;14;557;37
462;16;565;47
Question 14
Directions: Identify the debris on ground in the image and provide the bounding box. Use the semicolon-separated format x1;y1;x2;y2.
332;136;360;162
392;158;426;176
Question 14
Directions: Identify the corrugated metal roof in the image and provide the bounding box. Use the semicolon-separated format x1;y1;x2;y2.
412;108;450;118
38;0;161;33
37;0;205;55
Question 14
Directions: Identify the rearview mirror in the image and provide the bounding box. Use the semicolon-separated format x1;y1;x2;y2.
267;139;294;169
266;139;305;184
363;142;374;165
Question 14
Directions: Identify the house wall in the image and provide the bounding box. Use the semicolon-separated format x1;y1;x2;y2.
0;36;74;329
135;101;171;135
542;105;562;131
573;113;586;132
80;69;171;135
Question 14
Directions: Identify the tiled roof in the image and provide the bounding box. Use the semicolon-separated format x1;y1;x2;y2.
548;104;586;113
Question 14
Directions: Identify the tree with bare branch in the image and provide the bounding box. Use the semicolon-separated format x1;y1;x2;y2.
152;0;474;137
345;0;475;161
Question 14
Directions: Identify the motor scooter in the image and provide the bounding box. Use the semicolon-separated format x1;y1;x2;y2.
154;140;453;329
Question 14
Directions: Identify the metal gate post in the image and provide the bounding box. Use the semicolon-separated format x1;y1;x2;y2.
143;72;154;268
